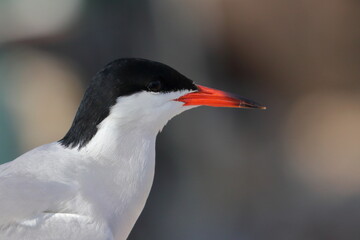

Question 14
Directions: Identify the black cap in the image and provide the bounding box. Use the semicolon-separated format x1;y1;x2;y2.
59;58;197;149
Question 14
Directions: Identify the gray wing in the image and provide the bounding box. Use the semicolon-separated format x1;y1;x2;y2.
0;213;114;240
0;143;78;226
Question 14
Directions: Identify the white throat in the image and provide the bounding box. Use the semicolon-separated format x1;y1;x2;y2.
81;90;195;159
76;90;195;239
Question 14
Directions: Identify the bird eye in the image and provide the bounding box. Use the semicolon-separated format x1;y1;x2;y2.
147;80;162;92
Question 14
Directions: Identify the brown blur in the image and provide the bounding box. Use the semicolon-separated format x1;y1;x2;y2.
0;0;359;239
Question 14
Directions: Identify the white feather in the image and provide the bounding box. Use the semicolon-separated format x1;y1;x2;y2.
0;90;196;240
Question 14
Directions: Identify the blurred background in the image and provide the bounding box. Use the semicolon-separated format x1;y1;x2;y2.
0;0;360;239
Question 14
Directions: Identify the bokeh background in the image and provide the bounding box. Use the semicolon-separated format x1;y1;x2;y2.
1;0;360;239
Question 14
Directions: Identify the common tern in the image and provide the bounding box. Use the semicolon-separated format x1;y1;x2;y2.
0;58;265;240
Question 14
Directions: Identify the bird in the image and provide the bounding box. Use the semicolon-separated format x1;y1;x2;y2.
0;58;265;240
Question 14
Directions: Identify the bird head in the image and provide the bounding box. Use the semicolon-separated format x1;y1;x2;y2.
60;58;265;149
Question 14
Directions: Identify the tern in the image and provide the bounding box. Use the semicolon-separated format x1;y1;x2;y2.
0;58;265;240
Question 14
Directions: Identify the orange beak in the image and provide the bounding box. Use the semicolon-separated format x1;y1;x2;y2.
175;85;266;109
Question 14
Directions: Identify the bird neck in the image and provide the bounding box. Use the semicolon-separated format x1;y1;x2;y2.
81;116;157;161
77;115;157;239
